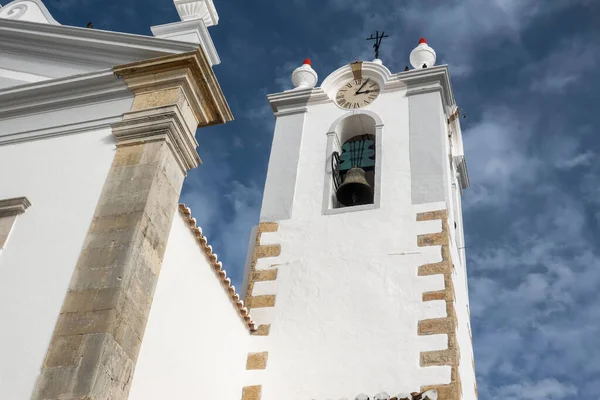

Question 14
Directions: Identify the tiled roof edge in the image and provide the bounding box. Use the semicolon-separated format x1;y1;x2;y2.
178;204;256;332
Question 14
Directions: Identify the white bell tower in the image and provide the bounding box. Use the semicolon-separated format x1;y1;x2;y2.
241;39;477;400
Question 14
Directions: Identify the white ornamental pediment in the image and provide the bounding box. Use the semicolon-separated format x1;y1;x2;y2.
0;0;60;25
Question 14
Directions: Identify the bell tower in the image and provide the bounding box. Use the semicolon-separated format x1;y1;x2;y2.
242;39;477;400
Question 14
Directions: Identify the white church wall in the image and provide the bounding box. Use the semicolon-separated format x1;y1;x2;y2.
408;90;448;205
260;111;306;222
0;127;117;400
449;220;477;400
129;211;249;400
246;88;459;399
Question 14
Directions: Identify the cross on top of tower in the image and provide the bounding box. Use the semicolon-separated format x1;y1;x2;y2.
366;30;389;60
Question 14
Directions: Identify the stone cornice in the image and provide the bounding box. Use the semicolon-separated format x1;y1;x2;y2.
0;18;200;68
114;48;233;126
112;105;200;173
0;196;31;218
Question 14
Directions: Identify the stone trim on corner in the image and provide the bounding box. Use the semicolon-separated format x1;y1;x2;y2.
178;204;256;331
244;221;280;314
241;221;282;400
416;209;463;400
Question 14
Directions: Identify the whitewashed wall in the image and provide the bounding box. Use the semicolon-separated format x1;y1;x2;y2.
246;88;458;399
129;211;250;400
0;127;117;400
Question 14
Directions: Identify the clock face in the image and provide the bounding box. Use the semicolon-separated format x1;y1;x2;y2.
335;78;380;109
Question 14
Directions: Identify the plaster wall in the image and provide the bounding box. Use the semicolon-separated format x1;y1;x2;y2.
129;211;250;400
0;50;100;89
409;91;447;205
247;89;457;399
0;127;116;400
260;111;306;222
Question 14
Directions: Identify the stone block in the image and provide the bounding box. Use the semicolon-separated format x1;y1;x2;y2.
417;210;448;221
252;269;278;282
44;335;83;368
242;385;262;400
54;309;118;337
254;244;281;259
418;317;454;336
251;324;271;336
420;349;458;366
69;264;128;291
112;145;143;167
247;295;276;309
82;226;138;251
62;287;121;313
246;352;269;370
88;212;145;235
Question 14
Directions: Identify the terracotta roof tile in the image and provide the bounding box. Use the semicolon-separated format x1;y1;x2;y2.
178;204;256;332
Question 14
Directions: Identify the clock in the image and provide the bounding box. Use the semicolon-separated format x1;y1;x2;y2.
335;78;380;109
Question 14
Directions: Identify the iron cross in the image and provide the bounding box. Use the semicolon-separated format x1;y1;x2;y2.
366;31;389;59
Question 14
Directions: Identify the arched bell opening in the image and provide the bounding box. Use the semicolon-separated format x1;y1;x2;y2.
329;113;378;209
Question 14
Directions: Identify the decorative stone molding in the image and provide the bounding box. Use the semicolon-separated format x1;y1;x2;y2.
114;48;233;128
416;210;465;400
112;105;200;173
174;0;218;26
0;196;31;218
0;0;60;25
178;204;256;330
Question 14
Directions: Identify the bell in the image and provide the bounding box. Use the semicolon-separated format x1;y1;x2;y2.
336;167;374;206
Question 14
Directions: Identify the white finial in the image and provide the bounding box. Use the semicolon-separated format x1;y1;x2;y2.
291;58;318;90
372;58;383;65
173;0;218;26
409;37;436;69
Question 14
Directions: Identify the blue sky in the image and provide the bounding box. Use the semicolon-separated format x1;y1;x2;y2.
46;0;600;398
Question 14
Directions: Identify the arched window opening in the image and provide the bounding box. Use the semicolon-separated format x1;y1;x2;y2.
330;113;378;209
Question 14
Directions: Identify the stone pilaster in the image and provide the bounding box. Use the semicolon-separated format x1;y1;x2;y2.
31;49;232;400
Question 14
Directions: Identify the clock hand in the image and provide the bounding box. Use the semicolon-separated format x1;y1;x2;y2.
354;78;370;94
356;89;375;94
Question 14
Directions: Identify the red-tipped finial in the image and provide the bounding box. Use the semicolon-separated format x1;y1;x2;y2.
303;58;311;65
419;37;427;44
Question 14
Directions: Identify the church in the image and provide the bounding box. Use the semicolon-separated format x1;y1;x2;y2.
0;0;477;399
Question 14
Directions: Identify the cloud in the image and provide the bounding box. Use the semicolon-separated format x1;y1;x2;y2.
462;107;543;209
321;0;567;76
495;379;578;399
467;178;600;396
180;130;263;287
527;37;600;94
